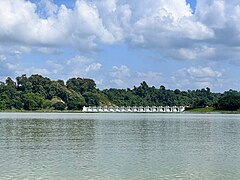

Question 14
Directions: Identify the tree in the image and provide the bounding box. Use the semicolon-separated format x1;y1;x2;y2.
56;80;65;86
22;93;45;110
193;98;207;108
160;85;166;91
83;92;100;106
66;78;96;94
66;90;86;110
16;74;33;92
6;77;16;87
12;96;23;110
141;81;149;89
29;74;52;98
0;74;230;111
216;93;240;111
52;102;66;110
174;89;181;95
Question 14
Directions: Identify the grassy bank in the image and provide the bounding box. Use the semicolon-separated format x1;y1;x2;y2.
185;107;240;113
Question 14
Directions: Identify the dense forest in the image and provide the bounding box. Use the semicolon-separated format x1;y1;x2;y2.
0;74;240;111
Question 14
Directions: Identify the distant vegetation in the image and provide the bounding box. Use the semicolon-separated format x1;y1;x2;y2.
0;74;240;112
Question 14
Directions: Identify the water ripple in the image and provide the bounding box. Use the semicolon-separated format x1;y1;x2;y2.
0;113;240;179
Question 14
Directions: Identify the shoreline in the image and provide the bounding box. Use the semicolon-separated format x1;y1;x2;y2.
1;108;240;114
185;107;240;114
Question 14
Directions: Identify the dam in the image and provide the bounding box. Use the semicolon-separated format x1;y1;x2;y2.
82;106;185;113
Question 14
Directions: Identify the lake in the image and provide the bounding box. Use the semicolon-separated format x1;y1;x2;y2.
0;113;240;179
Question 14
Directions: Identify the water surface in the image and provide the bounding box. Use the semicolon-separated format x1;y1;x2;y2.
0;113;240;179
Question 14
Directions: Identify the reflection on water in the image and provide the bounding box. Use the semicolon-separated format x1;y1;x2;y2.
0;113;240;179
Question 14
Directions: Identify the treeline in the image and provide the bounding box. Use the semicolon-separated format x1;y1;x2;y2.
0;74;240;111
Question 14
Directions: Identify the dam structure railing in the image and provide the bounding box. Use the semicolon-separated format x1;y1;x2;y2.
82;106;185;113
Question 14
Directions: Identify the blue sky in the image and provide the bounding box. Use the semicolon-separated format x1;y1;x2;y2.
0;0;240;92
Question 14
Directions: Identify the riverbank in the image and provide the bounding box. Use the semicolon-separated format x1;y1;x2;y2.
1;107;240;113
185;107;240;113
0;109;82;113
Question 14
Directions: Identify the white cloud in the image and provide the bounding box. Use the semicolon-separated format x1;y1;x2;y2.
47;55;102;78
0;54;102;84
36;47;62;54
38;0;58;17
17;67;50;76
110;79;124;86
136;71;164;87
0;0;64;48
172;46;215;60
111;65;130;78
179;66;223;79
128;0;214;57
85;63;102;73
0;62;17;79
0;0;119;54
94;0;131;42
108;65;165;88
0;56;50;82
73;0;116;44
193;0;240;60
46;60;64;74
0;0;211;48
1;0;240;91
109;65;131;87
66;55;91;65
196;0;226;28
171;66;224;90
0;0;240;62
0;55;6;61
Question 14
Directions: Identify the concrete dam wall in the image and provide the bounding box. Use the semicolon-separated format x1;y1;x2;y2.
82;106;185;113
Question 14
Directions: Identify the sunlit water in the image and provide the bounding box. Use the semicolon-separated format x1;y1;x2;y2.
1;113;240;180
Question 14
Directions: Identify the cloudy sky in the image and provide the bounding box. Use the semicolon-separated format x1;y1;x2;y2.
0;0;240;92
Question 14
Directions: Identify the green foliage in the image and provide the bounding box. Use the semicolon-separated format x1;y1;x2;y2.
186;107;216;113
103;83;219;108
16;74;33;92
43;100;52;109
215;91;240;111
83;92;100;106
29;74;52;98
66;78;96;94
52;102;66;110
22;93;45;110
0;74;239;112
6;77;16;87
66;90;86;110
